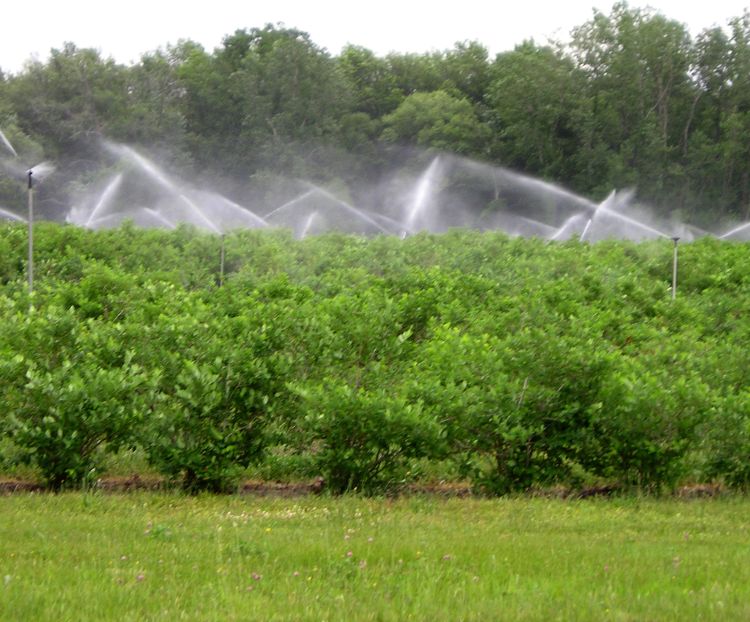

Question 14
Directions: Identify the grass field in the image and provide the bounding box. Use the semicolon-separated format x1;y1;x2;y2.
1;493;748;621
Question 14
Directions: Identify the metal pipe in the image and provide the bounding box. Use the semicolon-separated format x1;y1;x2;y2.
671;237;680;300
27;171;33;295
219;234;225;286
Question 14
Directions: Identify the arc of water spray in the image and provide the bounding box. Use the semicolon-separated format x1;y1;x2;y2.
363;209;416;236
584;191;669;241
178;194;222;234
0;206;26;222
406;156;442;230
0;129;18;158
502;171;598;213
267;185;390;235
549;214;586;241
143;208;176;229
264;190;317;220
463;155;598;213
105;143;227;234
107;144;175;194
84;213;126;229
514;214;557;237
299;211;318;238
718;221;750;239
85;173;123;227
579;219;593;241
304;184;391;234
598;206;669;238
212;195;268;228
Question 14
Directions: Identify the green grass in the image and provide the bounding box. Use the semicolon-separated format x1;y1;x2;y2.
1;493;749;621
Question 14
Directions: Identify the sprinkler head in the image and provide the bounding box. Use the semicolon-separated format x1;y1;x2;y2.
27;170;32;189
671;236;680;243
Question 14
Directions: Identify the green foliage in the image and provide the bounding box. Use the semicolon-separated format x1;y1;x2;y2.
144;357;261;493
381;90;488;155
10;5;750;493
0;225;749;494
338;45;402;118
139;313;289;493
411;322;614;494
3;6;750;216
296;381;444;494
585;358;709;490
0;306;153;488
487;42;585;183
6;44;129;154
5;495;750;621
702;391;750;488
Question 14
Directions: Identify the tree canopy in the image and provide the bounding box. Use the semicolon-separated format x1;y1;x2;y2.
3;7;750;222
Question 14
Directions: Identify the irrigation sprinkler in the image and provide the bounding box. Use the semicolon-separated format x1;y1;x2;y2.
671;237;680;300
219;233;226;286
27;170;33;295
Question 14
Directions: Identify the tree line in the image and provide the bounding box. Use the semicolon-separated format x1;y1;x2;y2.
2;2;750;224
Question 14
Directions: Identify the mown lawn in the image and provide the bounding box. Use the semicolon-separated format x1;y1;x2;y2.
1;493;748;621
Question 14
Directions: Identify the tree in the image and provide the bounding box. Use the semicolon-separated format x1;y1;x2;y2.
381;90;488;155
338;45;402;118
386;52;444;96
175;41;238;173
6;43;129;156
680;13;750;219
719;12;750;218
569;3;696;207
177;25;353;178
486;41;586;185
440;41;491;104
247;28;351;142
119;47;188;158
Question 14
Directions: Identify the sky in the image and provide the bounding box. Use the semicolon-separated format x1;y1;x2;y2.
1;0;749;74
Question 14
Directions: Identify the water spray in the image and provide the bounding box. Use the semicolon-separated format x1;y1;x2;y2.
671;237;680;300
580;218;592;242
0;206;25;222
0;128;18;158
718;221;750;240
407;156;442;231
13;140;750;244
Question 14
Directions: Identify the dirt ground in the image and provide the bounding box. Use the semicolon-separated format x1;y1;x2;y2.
0;476;722;498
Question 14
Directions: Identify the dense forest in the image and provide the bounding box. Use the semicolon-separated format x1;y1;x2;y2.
2;2;750;226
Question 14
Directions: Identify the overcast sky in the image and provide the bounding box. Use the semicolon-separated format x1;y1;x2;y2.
1;0;748;74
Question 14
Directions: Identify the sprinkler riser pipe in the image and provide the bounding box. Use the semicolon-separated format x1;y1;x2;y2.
219;235;225;286
671;237;680;300
27;172;33;295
